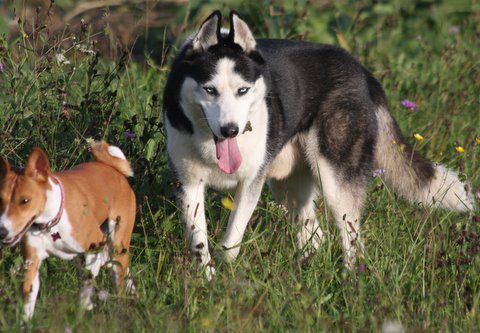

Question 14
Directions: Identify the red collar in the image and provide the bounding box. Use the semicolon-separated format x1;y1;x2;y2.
38;175;65;231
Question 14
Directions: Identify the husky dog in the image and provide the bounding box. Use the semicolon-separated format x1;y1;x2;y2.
163;10;475;278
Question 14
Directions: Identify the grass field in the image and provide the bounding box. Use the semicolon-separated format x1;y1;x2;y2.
0;1;479;331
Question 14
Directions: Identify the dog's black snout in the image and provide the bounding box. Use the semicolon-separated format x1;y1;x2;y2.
220;123;239;138
0;226;8;240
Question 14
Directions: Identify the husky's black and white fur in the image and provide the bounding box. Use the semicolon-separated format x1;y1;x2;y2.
163;11;475;278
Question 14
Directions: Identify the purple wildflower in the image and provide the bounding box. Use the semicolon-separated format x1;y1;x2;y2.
0;63;3;73
401;100;417;110
97;289;109;301
372;169;385;177
124;131;136;139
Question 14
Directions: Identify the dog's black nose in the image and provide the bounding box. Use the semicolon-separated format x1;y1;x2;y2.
0;226;8;240
220;123;239;138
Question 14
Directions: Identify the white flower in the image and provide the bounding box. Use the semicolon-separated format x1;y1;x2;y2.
75;44;96;55
55;53;70;65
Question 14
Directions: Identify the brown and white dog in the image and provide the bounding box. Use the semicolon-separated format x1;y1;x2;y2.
0;141;136;321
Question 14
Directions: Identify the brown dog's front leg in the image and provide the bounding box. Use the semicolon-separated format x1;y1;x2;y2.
22;243;42;321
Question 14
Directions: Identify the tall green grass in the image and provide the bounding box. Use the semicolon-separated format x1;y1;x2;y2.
0;1;479;331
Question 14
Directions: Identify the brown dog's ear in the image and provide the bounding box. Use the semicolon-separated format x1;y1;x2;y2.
228;11;256;53
192;10;222;51
0;157;10;182
25;148;51;181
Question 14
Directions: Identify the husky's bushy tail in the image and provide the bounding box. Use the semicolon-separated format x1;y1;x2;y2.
374;107;474;212
90;140;134;177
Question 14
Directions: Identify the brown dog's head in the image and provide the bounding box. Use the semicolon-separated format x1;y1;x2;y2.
0;148;51;247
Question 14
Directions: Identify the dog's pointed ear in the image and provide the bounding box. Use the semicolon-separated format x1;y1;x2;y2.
192;10;222;51
25;148;51;182
228;11;256;53
0;157;10;182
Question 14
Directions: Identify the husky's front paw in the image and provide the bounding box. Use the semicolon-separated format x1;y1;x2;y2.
195;261;215;281
342;240;364;271
221;244;240;262
204;265;216;281
297;224;324;259
193;250;216;281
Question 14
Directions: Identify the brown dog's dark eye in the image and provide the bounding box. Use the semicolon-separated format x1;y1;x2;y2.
20;198;30;205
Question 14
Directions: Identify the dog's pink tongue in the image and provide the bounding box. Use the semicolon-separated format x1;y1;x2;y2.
215;137;242;174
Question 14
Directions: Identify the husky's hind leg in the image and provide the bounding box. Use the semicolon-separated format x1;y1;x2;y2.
269;162;324;258
311;156;367;269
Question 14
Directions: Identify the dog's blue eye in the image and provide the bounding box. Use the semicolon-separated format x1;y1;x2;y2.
237;87;250;96
203;87;218;96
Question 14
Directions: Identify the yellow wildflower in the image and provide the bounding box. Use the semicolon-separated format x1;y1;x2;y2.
455;146;465;153
414;133;424;142
475;137;480;145
221;197;234;211
23;33;29;39
201;318;214;329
